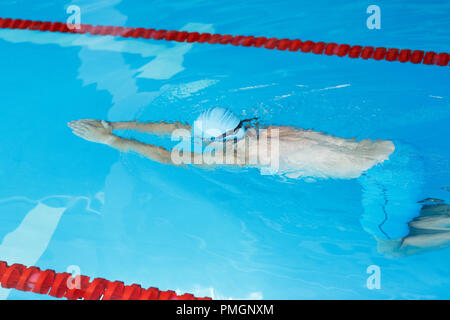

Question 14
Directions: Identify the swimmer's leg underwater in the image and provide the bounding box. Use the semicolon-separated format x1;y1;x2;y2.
358;142;450;257
377;202;450;257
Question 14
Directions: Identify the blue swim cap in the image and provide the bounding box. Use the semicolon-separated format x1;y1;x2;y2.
193;107;245;141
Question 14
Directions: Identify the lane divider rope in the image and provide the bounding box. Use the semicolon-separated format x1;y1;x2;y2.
0;260;211;300
0;17;448;67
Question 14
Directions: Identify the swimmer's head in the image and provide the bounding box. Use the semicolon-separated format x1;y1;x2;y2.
193;107;246;142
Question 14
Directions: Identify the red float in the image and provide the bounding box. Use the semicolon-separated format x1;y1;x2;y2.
0;260;211;300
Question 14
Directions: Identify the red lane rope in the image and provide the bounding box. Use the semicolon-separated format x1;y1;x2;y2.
0;260;211;300
0;17;448;67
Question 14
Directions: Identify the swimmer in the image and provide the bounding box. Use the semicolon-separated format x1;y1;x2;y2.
68;107;395;178
68;107;449;257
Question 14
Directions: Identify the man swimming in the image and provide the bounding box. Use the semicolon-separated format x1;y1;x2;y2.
68;107;450;257
68;107;395;175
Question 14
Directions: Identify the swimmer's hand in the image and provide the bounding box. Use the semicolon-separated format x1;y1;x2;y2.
68;120;116;145
69;119;103;127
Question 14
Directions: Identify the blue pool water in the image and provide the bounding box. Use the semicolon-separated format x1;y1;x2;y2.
0;0;449;299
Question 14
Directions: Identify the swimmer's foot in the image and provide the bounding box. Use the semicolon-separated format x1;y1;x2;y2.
377;201;450;258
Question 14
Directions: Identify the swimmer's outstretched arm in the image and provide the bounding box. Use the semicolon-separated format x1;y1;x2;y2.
112;120;191;135
68;120;207;166
70;119;191;136
107;135;176;165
